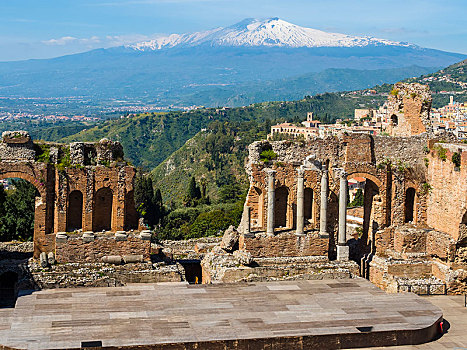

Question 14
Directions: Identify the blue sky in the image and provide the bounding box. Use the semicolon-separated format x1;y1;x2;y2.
1;0;466;61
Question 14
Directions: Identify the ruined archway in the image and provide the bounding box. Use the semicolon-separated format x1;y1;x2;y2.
67;190;83;231
346;173;382;252
275;186;289;228
93;187;113;232
404;187;416;223
0;176;42;242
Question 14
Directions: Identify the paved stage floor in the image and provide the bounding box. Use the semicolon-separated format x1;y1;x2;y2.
0;279;442;349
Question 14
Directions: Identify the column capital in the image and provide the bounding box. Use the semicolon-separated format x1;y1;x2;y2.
296;167;305;178
339;169;348;179
264;168;276;177
321;163;328;172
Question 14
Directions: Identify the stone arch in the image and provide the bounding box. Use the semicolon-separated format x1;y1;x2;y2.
0;170;46;200
304;188;313;223
346;173;382;251
404;187;416;223
93;187;113;232
391;114;398;126
67;190;83;231
275;186;289;228
0;271;18;308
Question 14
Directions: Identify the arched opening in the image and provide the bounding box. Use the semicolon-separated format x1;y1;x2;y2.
93;187;113;232
250;187;264;229
124;190;138;230
275;186;289;228
347;175;381;253
404;188;416;223
67;190;83;231
0;178;40;242
0;271;18;308
391;115;398;126
304;188;313;223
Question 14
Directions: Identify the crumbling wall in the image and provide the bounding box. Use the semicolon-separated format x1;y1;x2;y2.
427;143;467;240
386;83;432;137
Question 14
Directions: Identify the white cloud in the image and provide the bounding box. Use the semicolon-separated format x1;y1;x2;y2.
41;34;162;49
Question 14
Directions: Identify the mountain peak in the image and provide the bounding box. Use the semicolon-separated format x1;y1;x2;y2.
128;18;415;51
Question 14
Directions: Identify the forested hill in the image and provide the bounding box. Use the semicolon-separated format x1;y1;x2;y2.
60;93;385;169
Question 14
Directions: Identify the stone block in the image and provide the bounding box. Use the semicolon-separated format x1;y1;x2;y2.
122;254;144;263
139;230;152;241
393;227;427;253
337;245;349;261
220;225;239;252
2;130;31;144
115;232;127;241
102;255;123;264
55;232;68;243
82;232;95;242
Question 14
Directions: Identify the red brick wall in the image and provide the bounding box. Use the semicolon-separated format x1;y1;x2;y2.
239;232;328;258
55;233;150;263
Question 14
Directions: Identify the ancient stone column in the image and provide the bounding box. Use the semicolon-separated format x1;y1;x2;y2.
319;164;329;238
338;170;350;261
265;169;276;236
296;167;305;236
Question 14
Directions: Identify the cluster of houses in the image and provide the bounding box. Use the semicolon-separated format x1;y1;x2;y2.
269;96;467;140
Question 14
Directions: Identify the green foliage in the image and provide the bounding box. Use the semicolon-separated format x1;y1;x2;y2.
157;202;243;240
421;182;432;194
56;146;72;171
260;149;278;163
390;89;399;96
349;189;364;208
134;174;164;227
424;157;429;168
452;152;461;168
435;145;447;161
0;179;40;242
34;143;51;163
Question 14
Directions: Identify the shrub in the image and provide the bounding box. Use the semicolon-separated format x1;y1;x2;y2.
260;149;277;163
434;145;447;161
390;89;399;96
452;152;461;168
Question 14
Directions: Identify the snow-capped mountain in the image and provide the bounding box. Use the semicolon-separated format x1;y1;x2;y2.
129;17;414;51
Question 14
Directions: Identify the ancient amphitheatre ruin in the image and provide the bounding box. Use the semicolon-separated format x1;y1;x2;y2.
0;83;466;349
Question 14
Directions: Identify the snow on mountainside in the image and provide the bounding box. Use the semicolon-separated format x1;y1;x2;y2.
129;17;414;51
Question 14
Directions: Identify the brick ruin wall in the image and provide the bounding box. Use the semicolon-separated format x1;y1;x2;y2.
55;232;151;263
0;131;139;259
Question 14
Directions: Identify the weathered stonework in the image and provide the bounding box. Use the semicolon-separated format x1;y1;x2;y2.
0;131;138;259
237;83;467;294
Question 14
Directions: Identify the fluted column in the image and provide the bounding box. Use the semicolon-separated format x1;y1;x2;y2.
265;169;276;236
295;167;305;236
338;170;349;261
319;164;329;238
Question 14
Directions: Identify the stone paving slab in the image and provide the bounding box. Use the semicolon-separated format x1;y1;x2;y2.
0;278;442;350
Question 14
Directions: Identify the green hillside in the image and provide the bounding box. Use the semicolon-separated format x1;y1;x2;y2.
60;93;385;169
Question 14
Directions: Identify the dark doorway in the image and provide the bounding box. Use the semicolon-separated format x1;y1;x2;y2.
179;260;202;284
275;186;289;228
93;187;113;232
391;115;398;126
67;190;83;231
304;188;313;222
0;271;18;308
405;188;416;223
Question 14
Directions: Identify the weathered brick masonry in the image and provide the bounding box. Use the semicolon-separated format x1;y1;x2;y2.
0;131;139;261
